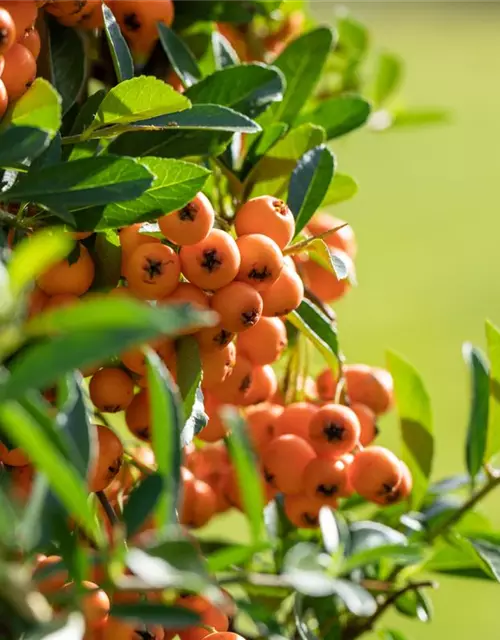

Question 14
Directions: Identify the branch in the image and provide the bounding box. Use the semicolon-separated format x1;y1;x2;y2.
96;490;120;527
0;209;34;231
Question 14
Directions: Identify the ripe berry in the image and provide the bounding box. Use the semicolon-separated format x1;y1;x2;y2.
180;229;241;290
261;265;304;316
210;281;263;333
284;494;325;528
1;42;36;100
307;213;357;259
33;555;68;595
62;581;110;630
124;243;180;300
210;354;253;405
37;243;95;296
302;457;347;506
0;7;15;55
348;446;403;501
125;389;150;442
0;443;28;466
89;426;124;492
301;251;352;304
89;367;135;413
351;402;378;446
109;0;174;58
344;364;394;415
43;293;80;311
196;324;235;352
119;223;160;268
159;192;215;246
172;594;228;640
0;1;37;35
381;460;412;504
275;401;319;439
243;364;277;406
180;478;217;529
19;26;40;59
244;403;283;456
237;316;287;365
308;404;361;456
163;281;210;309
197;393;227;443
201;341;236;389
262;434;316;494
316;368;338;402
235;196;295;249
235;234;283;291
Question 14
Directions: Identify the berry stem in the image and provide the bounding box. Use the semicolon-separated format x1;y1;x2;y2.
0;208;34;231
96;490;120;528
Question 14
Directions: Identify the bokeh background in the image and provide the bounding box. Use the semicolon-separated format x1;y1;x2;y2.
313;2;500;638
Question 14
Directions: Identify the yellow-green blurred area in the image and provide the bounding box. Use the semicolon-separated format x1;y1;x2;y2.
309;3;500;638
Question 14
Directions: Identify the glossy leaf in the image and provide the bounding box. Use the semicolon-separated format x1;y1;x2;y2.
289;299;339;372
123;473;165;538
485;321;500;460
319;507;340;555
182;386;207;447
207;543;267;573
297;96;371;140
48;18;86;114
288;145;335;236
387;350;433;509
284;543;337;597
158;23;202;87
342;543;422;574
176;336;203;418
67;91;106;138
10;79;62;136
31;133;62;169
463;343;489;482
0;126;51;167
111;603;200;627
212;30;239;69
307;240;350;281
372;53;403;106
330;580;377;617
102;3;134;82
130;104;260;133
468;538;500;581
321;173;359;207
349;521;407;552
242;122;288;176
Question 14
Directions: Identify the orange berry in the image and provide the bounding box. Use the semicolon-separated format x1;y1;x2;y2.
89;426;124;492
261;265;303;316
302;457;347;506
34;555;68;595
0;443;29;466
37;243;94;296
158;192;215;246
125;389;150;441
244;402;283;456
196;324;235;352
348;446;403;501
27;286;48;318
89;367;135;413
316;368;338;402
235;196;295;250
216;22;249;61
0;1;36;35
351;403;378;446
201;341;236;389
235;234;283;292
308;404;361;456
19;26;40;59
210;281;263;333
301;252;352;304
204;634;245;640
180;229;241;291
9;463;34;502
99;616;135;640
284;494;324;528
162;281;210;310
197;394;227;443
186;442;229;483
0;79;6;118
1;42;36;100
243;364;277;406
174;594;228;640
262;434;316;495
344;364;393;415
62;581;110;631
44;293;80;311
210;354;253;405
237;316;287;365
307;214;357;259
110;0;174;58
379;460;412;504
275;401;319;439
180;478;217;528
0;7;15;55
124;243;180;300
119;223;160;257
166;68;183;92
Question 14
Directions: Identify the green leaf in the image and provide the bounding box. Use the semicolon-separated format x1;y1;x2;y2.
288;145;335;237
349;521;407;551
329;580;377;617
242;122;288;176
485;321;500;460
123;473;165;538
0;126;51;167
175;1;271;24
176;336;202;419
10;78;62;136
181;386;207;447
0;401;99;540
158;23;202;88
146;350;183;527
222;406;265;543
3;156;154;210
212;30;239;69
111;603;200;627
48;18;85;114
321;173;358;207
131;104;261;133
284;543;338;597
67;91;106;138
463;343;489;482
31;133;62;170
468;538;500;581
22;613;85;640
92;77;190;129
372;53;403;107
289;299;339;372
207;543;264;573
386;351;433;509
337;16;369;63
269;27;333;125
185;63;284;119
93;230;122;289
297;96;371;140
342;543;422;574
378;630;408;640
7;228;73;295
102;3;134;83
307;239;349;281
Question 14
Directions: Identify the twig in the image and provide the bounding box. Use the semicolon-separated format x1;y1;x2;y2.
96;490;120;527
0;209;34;231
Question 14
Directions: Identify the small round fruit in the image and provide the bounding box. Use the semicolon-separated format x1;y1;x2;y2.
210;354;253;405
245;403;283;456
307;213;357;259
237;316;287;365
301;253;352;304
235;234;283;292
181;478;217;528
110;0;174;58
0;443;28;466
173;594;228;640
316;368;338;402
163;281;210;310
261;265;304;316
119;223;160;255
348;446;403;501
125;389;151;442
89;368;135;413
380;460;412;504
197;393;227;443
180;229;241;290
124;243;180;300
89;426;124;492
100;616;135;640
243;365;277;406
351;403;378;447
34;555;68;595
19;26;40;59
284;494;324;528
210;281;263;333
0;7;15;55
0;1;37;35
43;293;80;311
275;401;319;439
62;581;110;630
201;341;236;389
302;457;347;506
344;364;394;415
235;196;295;249
196;324;235;352
262;434;316;495
158;192;215;246
37;244;95;296
1;42;36;100
308;404;361;456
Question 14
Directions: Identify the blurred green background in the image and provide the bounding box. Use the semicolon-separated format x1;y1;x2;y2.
316;3;500;638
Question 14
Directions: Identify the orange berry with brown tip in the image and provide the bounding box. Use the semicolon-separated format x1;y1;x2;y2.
210;281;263;333
302;457;347;506
1;42;36;100
62;581;110;630
89;367;135;413
235;234;283;292
210;354;253;405
351;403;378;446
380;460;412;504
0;79;7;119
19;26;40;59
109;0;174;58
261;265;303;316
344;364;393;415
201;341;236;389
262;434;316;495
119;223;160;255
37;243;94;296
196;324;235;352
0;443;29;466
159;192;215;246
124;243;180;300
308;404;360;456
125;389;151;442
237;316;287;366
0;1;37;35
0;7;15;55
348;446;403;502
316;368;338;402
300;252;352;304
275;401;319;440
245;403;283;456
235;196;295;250
243;364;277;406
197;392;228;443
307;214;357;259
284;494;324;528
89;426;124;492
180;229;241;291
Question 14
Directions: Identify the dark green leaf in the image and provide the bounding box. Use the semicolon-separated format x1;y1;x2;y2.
485;321;500;460
103;3;134;83
242;122;288;176
372;53;403;107
387;350;433;509
67;91;106;137
395;588;432;622
146;350;183;527
158;23;202;88
176;336;202;419
31;133;62;170
222;407;265;543
288;299;339;373
0;126;51;167
321;173;358;207
342;543;422;574
297;96;371;140
10;79;62;136
207;543;267;573
111;603;200;627
185;63;284;119
288;145;335;237
175;1;271;25
3;156;154;210
93;230;122;289
48;17;85;114
212;30;239;69
468;538;500;581
123;473;165;538
463;343;489;481
349;521;407;552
